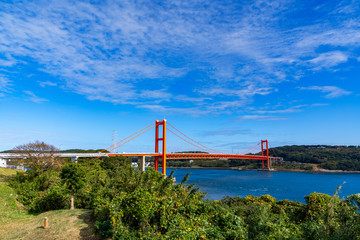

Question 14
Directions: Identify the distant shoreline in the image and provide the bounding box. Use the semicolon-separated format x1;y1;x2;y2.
267;168;360;173
166;166;360;173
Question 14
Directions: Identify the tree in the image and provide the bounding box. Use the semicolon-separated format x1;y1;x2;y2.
12;141;62;171
60;163;86;210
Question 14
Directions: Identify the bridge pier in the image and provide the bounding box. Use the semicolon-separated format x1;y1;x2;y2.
138;156;146;172
71;156;79;163
269;158;271;169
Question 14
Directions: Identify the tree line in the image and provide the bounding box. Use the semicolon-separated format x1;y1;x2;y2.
271;145;360;171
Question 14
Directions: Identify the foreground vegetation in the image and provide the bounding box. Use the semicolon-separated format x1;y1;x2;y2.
0;168;100;240
5;156;360;239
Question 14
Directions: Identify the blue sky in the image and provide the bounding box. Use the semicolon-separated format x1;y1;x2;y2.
0;0;359;152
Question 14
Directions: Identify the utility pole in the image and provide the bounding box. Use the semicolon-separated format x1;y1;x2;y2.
112;130;117;153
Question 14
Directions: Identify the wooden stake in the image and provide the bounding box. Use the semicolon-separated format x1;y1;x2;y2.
44;217;48;229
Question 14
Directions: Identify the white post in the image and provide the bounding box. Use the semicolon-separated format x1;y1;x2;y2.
138;156;145;172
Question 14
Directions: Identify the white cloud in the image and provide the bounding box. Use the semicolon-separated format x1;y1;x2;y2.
254;105;306;114
137;99;250;116
137;104;214;117
0;58;16;67
173;95;210;103
23;91;49;103
199;86;273;98
38;81;57;88
239;103;329;120
0;1;188;104
201;129;251;137
220;1;360;82
240;115;288;121
139;89;172;101
295;27;360;51
300;86;351;98
310;103;329;107
309;51;348;70
0;75;12;94
0;0;358;113
0;76;10;88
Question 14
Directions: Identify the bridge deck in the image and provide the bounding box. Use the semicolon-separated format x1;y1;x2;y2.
1;152;278;161
110;153;272;160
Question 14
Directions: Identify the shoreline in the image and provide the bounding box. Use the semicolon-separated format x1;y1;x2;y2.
166;166;360;173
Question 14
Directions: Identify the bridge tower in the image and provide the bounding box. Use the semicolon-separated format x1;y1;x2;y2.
155;119;167;175
261;140;270;169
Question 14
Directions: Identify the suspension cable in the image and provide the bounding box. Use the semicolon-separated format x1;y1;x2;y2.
167;122;223;154
240;146;261;156
97;123;155;158
167;128;216;154
246;144;261;153
269;143;279;158
99;122;154;154
239;142;261;155
107;125;155;153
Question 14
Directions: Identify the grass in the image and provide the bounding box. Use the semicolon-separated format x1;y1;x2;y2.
0;168;101;240
0;168;28;225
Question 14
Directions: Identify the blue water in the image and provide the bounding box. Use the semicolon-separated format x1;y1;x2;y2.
165;168;360;203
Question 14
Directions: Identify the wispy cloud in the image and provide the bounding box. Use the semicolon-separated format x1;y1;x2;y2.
300;86;351;98
23;91;48;103
240;115;289;121
0;56;17;67
38;81;57;88
0;0;358;113
308;51;349;70
139;89;172;102
201;129;251;137
173;95;210;103
0;75;12;95
137;104;217;117
239;103;329;121
254;105;306;114
199;86;273;98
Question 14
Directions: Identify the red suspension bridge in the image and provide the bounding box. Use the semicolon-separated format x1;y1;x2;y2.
100;119;276;175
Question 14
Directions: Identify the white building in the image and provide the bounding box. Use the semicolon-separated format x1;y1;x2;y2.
0;158;7;168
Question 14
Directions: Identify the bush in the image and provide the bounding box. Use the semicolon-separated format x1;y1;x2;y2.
28;182;69;212
92;167;247;239
10;169;63;209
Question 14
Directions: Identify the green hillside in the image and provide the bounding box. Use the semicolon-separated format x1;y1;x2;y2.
271;145;360;171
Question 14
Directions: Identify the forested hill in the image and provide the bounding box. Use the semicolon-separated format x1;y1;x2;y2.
271;145;360;171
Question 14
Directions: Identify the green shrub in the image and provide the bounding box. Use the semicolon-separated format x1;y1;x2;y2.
10;169;62;209
92;167;247;239
28;182;69;213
